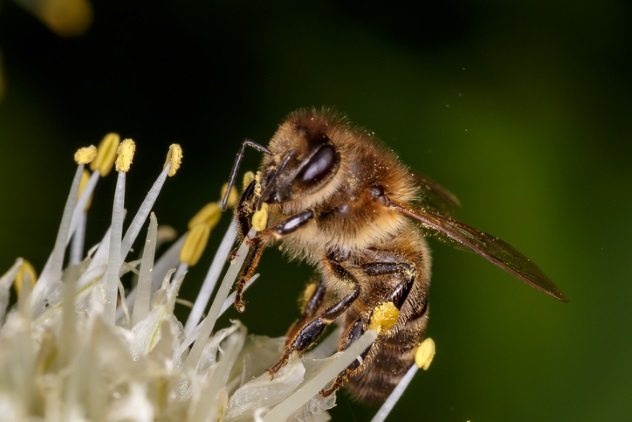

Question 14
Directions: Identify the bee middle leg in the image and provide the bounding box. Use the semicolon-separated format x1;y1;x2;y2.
285;279;328;346
269;258;360;375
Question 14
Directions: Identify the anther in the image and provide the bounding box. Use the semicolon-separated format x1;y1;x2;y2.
179;224;211;266
164;144;183;177
91;133;120;176
73;145;97;165
415;337;436;370
220;183;239;209
115;138;136;173
188;202;221;230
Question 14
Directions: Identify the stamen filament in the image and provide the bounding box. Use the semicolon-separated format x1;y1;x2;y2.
184;228;256;367
371;364;418;422
372;337;436;422
131;213;158;326
120;165;170;260
70;212;87;265
103;171;126;322
261;329;378;422
36;164;84;296
184;219;237;334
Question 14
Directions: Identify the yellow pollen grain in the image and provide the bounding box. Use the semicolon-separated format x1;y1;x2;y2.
91;132;120;176
164;144;183;177
415;337;436;370
368;301;399;334
115;138;136;173
78;169;93;210
188;202;221;230
251;203;269;232
242;171;255;191
73;145;97;165
179;224;211;266
220;183;239;209
15;260;37;296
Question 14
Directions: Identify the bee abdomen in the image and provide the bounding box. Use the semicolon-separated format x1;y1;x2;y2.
346;315;428;403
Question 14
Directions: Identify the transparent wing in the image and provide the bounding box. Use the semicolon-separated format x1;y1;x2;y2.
413;173;461;216
391;200;566;301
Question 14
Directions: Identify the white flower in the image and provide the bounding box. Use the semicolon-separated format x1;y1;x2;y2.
0;135;404;421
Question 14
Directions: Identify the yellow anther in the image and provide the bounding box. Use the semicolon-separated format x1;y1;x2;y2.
73;145;97;165
220;183;239;209
115;138;136;173
251;203;269;232
300;282;318;312
242;171;255;191
368;301;399;334
415;337;436;370
15;260;37;297
188;202;221;230
164;143;183;177
179;224;211;266
91;132;120;176
78;169;93;210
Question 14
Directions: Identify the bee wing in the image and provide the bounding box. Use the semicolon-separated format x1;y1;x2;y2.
391;200;566;301
413;173;461;216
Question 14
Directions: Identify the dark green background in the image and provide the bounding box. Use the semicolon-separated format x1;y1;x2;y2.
1;1;631;420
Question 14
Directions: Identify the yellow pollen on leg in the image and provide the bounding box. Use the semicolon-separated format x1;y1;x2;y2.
368;301;399;334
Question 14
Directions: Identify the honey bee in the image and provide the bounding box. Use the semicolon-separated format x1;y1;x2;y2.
220;108;566;402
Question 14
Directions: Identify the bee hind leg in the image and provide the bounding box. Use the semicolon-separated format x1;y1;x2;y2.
320;315;373;396
321;260;418;396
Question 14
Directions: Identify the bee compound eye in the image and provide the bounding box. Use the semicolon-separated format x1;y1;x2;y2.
297;144;338;184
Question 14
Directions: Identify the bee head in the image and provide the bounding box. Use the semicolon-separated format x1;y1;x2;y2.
258;113;341;207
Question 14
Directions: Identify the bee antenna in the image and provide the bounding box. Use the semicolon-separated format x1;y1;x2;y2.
221;140;272;211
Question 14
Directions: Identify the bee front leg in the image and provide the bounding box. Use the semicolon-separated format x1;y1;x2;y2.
233;236;265;312
233;209;315;312
269;259;359;376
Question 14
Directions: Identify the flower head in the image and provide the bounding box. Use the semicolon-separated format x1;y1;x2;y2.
0;139;411;421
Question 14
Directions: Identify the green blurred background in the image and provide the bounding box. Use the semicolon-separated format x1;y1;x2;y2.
1;0;631;420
